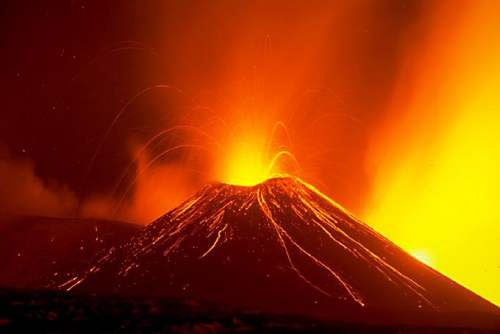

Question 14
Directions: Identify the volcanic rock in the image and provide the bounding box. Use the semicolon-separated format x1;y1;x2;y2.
0;216;141;289
64;177;498;323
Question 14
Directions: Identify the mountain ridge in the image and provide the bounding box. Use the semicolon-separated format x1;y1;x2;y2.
61;177;498;321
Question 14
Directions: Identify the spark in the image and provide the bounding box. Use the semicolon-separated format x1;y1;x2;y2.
113;143;211;215
199;223;228;259
85;84;185;180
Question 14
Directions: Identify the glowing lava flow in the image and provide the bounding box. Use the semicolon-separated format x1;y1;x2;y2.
57;177;496;317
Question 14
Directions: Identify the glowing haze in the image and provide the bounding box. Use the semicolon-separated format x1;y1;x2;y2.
2;0;499;308
222;136;272;186
197;1;500;306
104;1;499;305
364;1;500;305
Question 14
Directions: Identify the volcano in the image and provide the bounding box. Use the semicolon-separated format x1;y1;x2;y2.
62;177;498;324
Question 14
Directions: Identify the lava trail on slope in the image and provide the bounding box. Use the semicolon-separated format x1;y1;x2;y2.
60;177;498;321
0;216;141;289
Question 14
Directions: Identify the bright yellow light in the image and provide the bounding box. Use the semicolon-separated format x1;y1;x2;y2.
223;138;270;186
364;1;500;306
410;250;433;266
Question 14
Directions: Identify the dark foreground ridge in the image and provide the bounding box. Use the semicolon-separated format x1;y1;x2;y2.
0;289;499;333
58;177;498;328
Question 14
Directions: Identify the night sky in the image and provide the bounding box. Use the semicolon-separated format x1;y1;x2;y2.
1;0;424;220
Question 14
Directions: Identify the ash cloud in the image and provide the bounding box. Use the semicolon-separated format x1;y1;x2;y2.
0;142;197;225
81;155;199;224
0;144;78;218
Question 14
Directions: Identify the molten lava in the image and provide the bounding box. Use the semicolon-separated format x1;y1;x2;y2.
222;137;270;186
218;124;298;186
59;177;496;321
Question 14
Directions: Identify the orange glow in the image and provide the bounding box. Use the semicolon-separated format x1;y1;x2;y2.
364;1;500;305
222;135;270;186
219;124;298;186
77;2;499;306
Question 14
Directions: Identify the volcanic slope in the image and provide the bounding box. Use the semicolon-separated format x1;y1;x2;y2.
0;216;141;289
63;177;498;321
